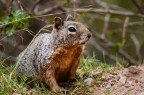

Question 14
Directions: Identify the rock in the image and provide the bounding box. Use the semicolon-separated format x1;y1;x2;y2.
89;70;102;77
128;66;141;74
106;84;111;89
124;83;130;88
127;80;133;85
84;78;94;86
118;74;127;84
101;75;106;81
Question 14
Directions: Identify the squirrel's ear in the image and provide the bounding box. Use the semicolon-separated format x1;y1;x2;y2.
66;14;74;21
54;17;63;29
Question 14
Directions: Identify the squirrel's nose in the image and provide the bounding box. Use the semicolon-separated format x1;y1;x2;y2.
87;33;91;38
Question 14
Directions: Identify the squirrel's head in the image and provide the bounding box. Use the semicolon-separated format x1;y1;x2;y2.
52;15;91;47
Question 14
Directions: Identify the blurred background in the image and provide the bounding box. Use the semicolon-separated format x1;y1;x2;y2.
0;0;144;66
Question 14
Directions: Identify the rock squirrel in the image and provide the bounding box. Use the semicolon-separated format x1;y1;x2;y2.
16;15;91;92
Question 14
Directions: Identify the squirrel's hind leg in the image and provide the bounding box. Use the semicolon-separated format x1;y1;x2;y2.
44;70;62;92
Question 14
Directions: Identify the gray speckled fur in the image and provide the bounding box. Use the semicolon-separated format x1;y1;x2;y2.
16;33;54;79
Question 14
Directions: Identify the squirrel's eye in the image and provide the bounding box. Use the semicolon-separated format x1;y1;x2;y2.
68;27;76;32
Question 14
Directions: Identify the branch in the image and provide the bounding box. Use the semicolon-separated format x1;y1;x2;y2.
101;14;110;39
66;8;144;18
94;0;109;9
30;0;41;13
91;31;138;66
6;0;13;16
90;37;126;64
130;34;142;64
17;0;24;12
122;17;129;44
35;5;65;15
131;0;144;14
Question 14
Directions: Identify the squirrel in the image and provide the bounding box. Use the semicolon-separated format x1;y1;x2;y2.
15;15;91;92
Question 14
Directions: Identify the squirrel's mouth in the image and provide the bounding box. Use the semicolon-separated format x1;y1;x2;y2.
79;33;91;45
79;37;91;45
79;38;89;45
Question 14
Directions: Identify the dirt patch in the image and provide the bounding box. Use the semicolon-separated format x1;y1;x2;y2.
91;66;144;95
11;65;144;95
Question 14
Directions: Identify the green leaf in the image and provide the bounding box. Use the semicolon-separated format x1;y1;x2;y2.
0;10;30;36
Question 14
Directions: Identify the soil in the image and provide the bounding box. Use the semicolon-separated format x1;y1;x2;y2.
91;66;144;95
12;66;144;95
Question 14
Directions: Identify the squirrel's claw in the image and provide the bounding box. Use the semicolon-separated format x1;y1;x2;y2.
59;88;69;94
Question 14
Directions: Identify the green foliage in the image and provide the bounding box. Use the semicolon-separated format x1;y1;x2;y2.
0;60;51;95
0;57;119;95
63;0;71;6
81;56;100;72
0;10;30;36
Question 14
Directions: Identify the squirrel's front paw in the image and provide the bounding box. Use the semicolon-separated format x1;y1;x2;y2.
59;88;69;94
52;86;69;93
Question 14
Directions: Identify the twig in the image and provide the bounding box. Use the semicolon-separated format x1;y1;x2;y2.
2;8;144;28
0;36;7;41
34;7;144;18
7;0;14;16
17;0;24;12
101;13;110;39
89;14;144;26
90;37;125;64
131;0;144;14
91;31;137;66
72;0;77;18
0;11;70;27
35;18;48;24
118;49;137;66
30;0;41;13
26;29;35;36
122;17;129;44
35;5;65;15
94;0;109;9
130;34;142;64
16;32;24;46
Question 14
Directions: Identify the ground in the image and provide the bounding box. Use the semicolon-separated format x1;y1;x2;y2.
1;58;144;95
91;66;144;95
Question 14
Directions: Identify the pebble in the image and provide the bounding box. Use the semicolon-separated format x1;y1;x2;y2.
118;74;127;84
84;78;94;86
89;70;102;77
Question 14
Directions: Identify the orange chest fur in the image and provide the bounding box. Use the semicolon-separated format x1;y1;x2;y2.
53;46;83;82
56;47;81;69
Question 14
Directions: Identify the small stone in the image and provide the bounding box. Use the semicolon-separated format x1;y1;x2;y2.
127;80;133;85
111;79;117;83
110;81;115;86
88;88;94;93
118;74;127;84
106;84;111;89
135;79;138;83
101;75;106;81
125;83;130;88
89;70;102;77
96;80;102;84
84;78;94;86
